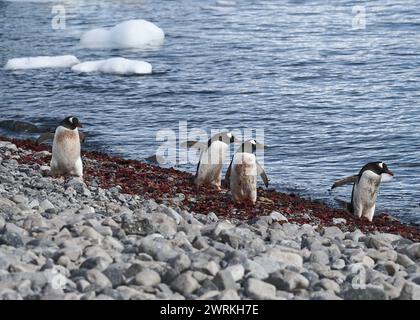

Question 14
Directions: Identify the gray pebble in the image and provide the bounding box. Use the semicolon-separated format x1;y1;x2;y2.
245;278;276;300
171;272;200;295
134;269;161;287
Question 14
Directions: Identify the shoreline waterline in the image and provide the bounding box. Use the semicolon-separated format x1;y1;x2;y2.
1;135;419;242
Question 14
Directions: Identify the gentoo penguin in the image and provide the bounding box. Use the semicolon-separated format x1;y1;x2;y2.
224;140;269;204
50;116;83;178
183;132;238;189
331;162;394;222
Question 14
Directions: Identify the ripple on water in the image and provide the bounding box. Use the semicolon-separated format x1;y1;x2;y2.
0;0;419;224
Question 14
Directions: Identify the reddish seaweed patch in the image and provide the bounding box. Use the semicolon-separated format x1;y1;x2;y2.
1;135;419;241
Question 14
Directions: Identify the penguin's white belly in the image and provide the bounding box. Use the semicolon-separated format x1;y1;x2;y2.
195;141;228;187
51;127;83;177
230;153;258;203
352;171;381;221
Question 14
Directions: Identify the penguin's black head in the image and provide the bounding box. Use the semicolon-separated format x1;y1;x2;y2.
239;140;257;153
61;116;82;130
360;162;394;177
210;132;238;146
238;140;268;153
381;163;394;176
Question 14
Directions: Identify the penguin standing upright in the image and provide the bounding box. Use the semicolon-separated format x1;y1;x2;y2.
225;140;269;204
50;116;83;178
331;161;394;222
185;132;238;189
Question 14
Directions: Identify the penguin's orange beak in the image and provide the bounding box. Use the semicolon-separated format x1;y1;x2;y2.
77;123;83;128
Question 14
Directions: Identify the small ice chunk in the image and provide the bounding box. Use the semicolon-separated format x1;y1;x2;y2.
80;19;165;49
71;57;152;75
4;55;80;70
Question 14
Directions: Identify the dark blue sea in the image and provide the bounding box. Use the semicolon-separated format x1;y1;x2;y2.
1;0;419;224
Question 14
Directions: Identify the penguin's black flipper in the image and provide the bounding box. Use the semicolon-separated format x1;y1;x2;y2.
256;161;269;187
223;159;233;188
260;170;269;188
36;131;86;145
331;175;358;190
36;132;55;145
180;141;206;149
145;154;166;164
78;131;86;143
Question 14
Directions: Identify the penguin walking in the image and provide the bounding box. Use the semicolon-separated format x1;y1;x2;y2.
225;140;269;204
50;116;84;178
182;132;238;189
331;161;394;222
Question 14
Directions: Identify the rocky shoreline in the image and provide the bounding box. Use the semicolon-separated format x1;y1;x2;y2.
0;136;419;300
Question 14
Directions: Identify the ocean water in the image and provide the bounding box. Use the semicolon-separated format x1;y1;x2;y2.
0;0;419;224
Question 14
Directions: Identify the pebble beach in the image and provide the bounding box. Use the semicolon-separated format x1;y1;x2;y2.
0;136;419;300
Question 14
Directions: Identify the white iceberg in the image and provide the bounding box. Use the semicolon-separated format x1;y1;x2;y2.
4;55;80;70
80;19;165;49
71;57;152;75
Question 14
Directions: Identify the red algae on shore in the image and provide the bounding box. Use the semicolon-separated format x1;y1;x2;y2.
1;135;419;242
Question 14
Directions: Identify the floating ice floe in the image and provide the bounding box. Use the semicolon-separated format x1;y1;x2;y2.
4;55;80;70
80;19;165;49
71;57;152;75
